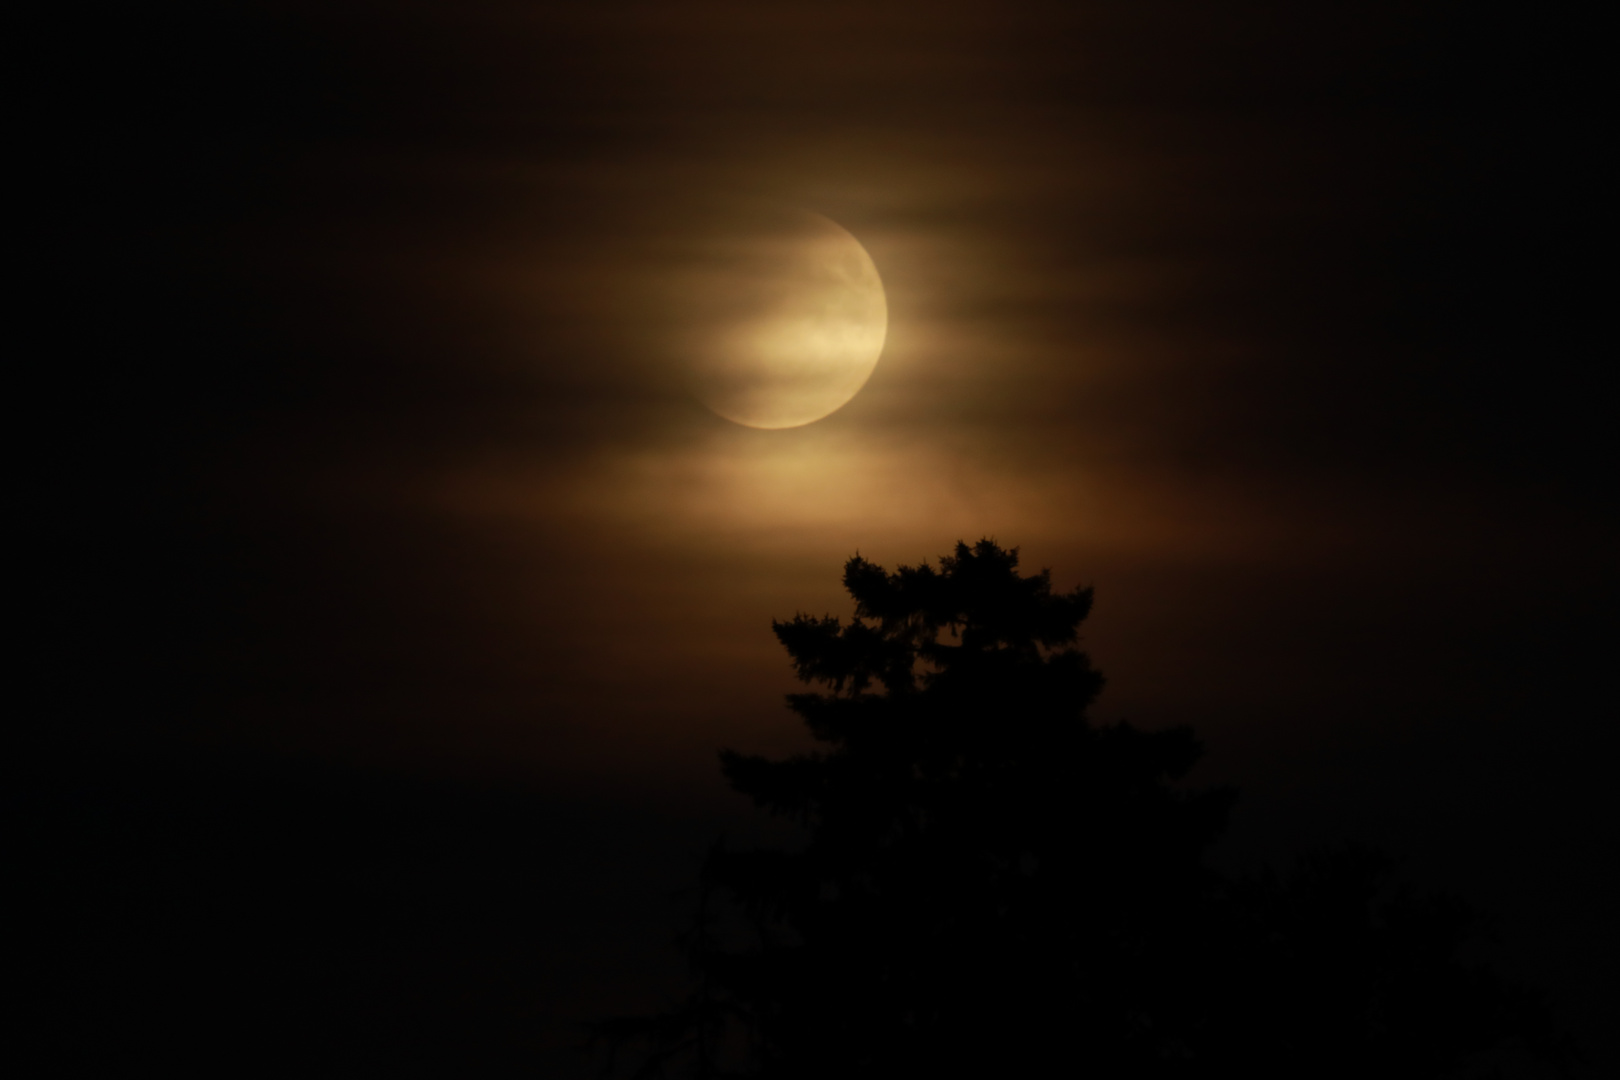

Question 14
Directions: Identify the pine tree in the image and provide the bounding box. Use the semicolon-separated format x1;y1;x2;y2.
702;540;1235;1077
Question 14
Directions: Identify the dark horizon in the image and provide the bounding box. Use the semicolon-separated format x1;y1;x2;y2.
24;2;1612;1075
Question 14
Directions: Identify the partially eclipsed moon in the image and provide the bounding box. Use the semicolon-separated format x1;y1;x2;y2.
683;207;887;430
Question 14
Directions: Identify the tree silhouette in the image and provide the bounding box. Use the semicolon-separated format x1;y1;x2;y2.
595;541;1572;1079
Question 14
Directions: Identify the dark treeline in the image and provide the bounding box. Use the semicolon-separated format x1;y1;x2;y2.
11;543;1580;1078
596;542;1573;1080
8;748;713;1078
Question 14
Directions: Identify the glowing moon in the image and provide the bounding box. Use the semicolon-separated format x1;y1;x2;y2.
682;207;887;430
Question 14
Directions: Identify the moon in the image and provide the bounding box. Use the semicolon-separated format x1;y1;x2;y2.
680;206;887;430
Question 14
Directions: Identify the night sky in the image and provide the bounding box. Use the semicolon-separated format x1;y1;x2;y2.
26;2;1611;1075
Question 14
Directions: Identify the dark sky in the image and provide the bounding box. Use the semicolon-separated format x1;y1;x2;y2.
32;1;1611;1073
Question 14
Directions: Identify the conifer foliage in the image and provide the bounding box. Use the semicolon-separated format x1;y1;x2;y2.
699;540;1235;1076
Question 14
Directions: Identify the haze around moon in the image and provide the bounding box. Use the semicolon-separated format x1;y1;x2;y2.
680;206;887;429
